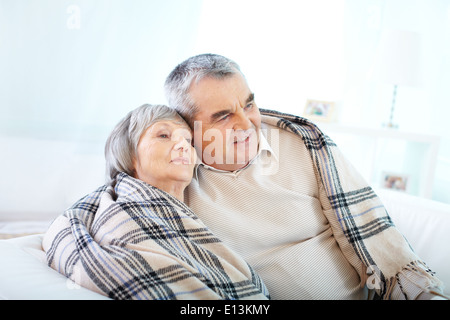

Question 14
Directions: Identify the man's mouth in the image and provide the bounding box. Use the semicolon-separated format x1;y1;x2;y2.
234;136;250;144
233;131;254;144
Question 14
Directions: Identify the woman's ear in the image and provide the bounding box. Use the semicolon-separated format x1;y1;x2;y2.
131;156;138;179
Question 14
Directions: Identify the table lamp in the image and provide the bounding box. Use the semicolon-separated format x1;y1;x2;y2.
376;29;421;129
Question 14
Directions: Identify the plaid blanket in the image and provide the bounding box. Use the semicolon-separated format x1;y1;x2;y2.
260;108;445;299
43;173;269;300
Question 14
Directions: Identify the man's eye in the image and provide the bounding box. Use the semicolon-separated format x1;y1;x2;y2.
218;114;230;122
159;134;169;138
245;103;254;110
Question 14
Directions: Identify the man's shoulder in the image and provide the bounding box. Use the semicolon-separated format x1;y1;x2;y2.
260;114;307;146
260;109;315;136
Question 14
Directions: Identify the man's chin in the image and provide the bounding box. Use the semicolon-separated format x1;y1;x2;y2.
222;153;257;171
213;162;249;172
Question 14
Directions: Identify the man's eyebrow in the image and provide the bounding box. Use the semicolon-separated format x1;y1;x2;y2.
246;93;255;104
210;109;231;122
209;93;255;122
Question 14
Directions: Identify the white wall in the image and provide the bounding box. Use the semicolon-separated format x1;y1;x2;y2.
0;0;203;139
341;0;450;203
0;135;105;221
193;0;347;113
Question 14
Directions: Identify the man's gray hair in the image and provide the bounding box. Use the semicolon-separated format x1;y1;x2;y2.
164;54;241;126
104;104;186;185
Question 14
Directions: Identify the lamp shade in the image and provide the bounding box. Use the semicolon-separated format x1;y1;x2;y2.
376;29;421;87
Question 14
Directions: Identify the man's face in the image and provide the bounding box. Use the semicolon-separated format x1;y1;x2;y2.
188;72;261;171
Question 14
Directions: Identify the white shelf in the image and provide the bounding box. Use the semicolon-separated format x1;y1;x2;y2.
317;123;440;199
318;123;440;143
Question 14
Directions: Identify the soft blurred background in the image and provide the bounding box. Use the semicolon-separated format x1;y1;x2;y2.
1;0;449;234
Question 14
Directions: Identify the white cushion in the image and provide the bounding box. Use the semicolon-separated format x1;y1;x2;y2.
376;188;450;295
0;234;109;300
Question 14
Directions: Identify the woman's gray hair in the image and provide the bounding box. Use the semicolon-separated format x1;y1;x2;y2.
164;53;242;126
104;104;186;185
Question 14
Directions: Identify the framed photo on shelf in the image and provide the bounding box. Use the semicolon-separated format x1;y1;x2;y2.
303;99;335;122
381;171;409;192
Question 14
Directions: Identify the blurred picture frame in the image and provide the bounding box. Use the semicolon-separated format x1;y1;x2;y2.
381;171;409;192
303;99;335;122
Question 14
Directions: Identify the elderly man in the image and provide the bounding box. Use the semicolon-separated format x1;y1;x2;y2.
164;53;445;300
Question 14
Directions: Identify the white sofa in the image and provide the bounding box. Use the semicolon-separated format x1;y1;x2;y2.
0;188;449;299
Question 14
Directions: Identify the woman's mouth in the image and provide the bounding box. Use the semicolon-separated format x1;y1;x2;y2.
171;157;191;165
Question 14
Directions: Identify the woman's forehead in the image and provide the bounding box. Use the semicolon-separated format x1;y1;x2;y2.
149;120;192;133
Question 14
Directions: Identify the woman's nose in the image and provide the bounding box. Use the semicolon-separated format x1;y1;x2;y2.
174;136;190;152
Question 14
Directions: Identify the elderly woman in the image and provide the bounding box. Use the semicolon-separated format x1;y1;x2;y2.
43;104;269;300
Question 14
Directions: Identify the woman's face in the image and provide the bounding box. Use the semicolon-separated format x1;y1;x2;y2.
134;120;196;190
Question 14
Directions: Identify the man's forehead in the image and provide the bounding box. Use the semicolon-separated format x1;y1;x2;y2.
192;72;249;97
193;92;254;122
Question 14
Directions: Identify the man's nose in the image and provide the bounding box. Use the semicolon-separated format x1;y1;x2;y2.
233;108;253;131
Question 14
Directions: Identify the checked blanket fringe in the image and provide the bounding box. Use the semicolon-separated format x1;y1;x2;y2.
260;108;445;299
43;173;269;300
